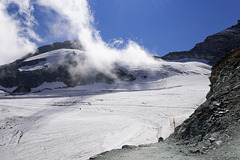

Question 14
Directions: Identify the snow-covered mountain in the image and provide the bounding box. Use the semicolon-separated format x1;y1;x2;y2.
0;47;133;93
0;42;211;94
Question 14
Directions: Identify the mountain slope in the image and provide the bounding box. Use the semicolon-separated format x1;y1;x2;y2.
88;49;240;160
161;20;240;65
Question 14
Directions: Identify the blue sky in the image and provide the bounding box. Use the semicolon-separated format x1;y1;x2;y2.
88;0;240;56
1;0;240;63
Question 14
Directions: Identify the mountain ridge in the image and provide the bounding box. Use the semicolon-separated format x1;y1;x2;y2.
161;20;240;65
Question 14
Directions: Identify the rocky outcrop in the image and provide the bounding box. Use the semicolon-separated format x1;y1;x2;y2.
162;20;240;65
171;48;240;152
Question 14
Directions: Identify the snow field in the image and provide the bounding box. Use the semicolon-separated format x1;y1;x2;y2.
0;74;210;160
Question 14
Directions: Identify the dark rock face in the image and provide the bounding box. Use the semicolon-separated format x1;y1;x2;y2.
0;62;74;93
171;48;240;151
36;40;83;55
162;21;240;65
207;48;240;99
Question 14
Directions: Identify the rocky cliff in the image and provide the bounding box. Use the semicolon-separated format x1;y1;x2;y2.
162;21;240;65
171;48;240;154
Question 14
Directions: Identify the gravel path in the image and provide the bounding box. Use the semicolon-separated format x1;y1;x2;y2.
90;137;240;160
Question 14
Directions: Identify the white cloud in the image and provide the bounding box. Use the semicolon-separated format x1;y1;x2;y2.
3;0;44;43
37;0;158;78
0;1;37;65
8;0;35;26
0;0;159;72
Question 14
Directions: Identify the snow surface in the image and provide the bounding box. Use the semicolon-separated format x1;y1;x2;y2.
0;69;210;160
31;82;67;93
1;51;212;160
19;49;86;71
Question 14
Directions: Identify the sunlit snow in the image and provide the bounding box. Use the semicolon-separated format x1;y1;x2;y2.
0;60;211;160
